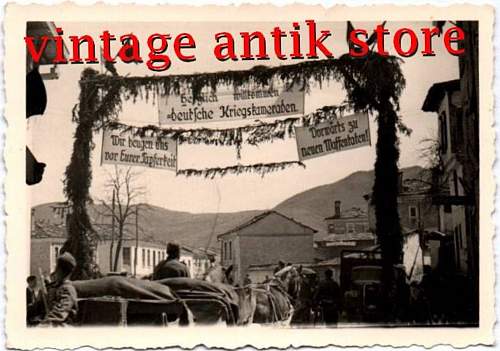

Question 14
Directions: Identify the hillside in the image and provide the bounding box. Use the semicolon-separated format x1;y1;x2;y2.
32;165;426;249
274;165;426;239
32;202;262;251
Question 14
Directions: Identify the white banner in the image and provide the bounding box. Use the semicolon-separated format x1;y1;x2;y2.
295;112;371;161
101;128;177;171
158;84;304;125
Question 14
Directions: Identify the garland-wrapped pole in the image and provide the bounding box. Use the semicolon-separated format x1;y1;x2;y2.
61;54;407;283
373;97;402;322
62;69;100;279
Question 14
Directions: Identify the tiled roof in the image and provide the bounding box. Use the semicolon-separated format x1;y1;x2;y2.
422;79;461;113
31;221;166;246
217;210;317;238
31;222;67;239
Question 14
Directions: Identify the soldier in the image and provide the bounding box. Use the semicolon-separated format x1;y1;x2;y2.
314;269;341;326
273;260;286;275
40;252;78;326
26;275;43;325
243;274;252;286
152;242;190;280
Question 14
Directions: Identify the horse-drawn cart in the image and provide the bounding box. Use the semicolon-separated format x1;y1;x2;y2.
77;297;189;326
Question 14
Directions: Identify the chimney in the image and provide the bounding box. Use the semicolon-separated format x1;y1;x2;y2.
334;200;341;218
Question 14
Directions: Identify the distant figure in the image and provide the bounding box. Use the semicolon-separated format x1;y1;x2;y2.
204;257;228;284
26;275;42;325
314;269;341;326
263;275;271;283
273;260;286;274
244;274;252;286
152;242;190;280
40;252;78;326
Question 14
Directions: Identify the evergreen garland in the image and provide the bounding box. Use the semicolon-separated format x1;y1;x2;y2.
64;52;406;279
104;104;349;159
177;161;305;179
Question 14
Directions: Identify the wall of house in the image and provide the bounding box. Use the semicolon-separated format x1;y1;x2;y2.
30;239;64;276
238;234;313;285
97;240;166;277
398;194;440;231
247;267;274;284
314;239;376;261
326;217;369;235
219;232;239;274
180;252;195;278
219;213;315;284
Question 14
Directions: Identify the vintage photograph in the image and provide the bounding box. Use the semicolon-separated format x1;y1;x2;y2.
23;17;484;333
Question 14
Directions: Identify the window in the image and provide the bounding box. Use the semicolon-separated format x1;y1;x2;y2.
54;245;60;263
346;223;355;234
439;112;448;154
409;205;419;228
122;247;131;266
51;245;62;272
142;248;145;267
453;170;459;196
153;250;156;266
229;241;232;260
354;223;365;233
224;242;228;260
147;249;150;266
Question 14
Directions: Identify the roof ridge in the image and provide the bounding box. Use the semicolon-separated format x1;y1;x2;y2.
217;209;317;238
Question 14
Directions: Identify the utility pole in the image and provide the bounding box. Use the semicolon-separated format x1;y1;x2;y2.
134;206;138;277
110;188;115;272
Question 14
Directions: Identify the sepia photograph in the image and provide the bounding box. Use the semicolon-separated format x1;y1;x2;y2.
2;5;492;348
24;19;481;329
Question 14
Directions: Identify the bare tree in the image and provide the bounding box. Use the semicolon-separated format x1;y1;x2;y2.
98;166;149;272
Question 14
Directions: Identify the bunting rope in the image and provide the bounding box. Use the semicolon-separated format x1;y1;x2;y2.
176;161;306;179
105;104;351;160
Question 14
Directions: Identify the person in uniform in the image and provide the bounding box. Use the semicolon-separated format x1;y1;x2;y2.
40;252;78;326
243;274;252;286
27;275;43;325
273;260;285;275
152;242;190;280
314;269;341;326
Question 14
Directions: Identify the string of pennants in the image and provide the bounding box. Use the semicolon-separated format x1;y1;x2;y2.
101;103;371;178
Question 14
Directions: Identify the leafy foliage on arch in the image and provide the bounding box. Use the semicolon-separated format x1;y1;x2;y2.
63;52;407;282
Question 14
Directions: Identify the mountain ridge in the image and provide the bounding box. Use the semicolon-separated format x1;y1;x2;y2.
32;165;425;250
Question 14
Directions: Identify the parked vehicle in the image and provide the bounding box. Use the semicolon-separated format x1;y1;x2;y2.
340;250;383;322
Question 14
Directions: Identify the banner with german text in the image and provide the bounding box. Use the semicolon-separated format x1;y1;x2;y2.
295;112;371;161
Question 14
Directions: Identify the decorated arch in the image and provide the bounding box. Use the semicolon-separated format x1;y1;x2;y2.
62;52;407;287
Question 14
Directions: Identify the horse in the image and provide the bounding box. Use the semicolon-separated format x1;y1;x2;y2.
203;266;300;325
250;281;294;324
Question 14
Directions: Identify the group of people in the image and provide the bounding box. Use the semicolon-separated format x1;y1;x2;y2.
27;242;345;327
26;252;78;326
27;242;190;326
272;260;342;326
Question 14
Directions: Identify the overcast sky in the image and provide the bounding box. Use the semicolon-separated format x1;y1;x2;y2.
28;21;459;213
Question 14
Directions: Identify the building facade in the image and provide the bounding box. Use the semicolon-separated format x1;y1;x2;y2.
217;211;316;285
180;246;216;279
422;79;471;274
315;200;375;260
30;221;167;278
